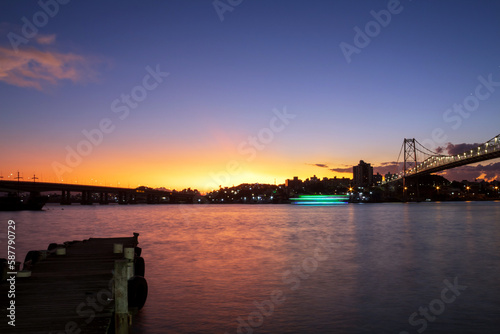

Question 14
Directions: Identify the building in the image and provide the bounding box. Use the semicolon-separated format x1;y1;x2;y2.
373;172;383;185
322;176;351;188
285;175;352;194
285;176;303;192
353;160;373;188
384;172;395;182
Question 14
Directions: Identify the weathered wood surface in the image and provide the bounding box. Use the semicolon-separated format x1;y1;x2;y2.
1;235;138;334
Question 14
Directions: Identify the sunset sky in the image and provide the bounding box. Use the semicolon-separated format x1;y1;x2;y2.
1;0;500;191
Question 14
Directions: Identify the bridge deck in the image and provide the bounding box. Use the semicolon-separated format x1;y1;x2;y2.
417;150;500;175
386;134;500;183
0;180;195;205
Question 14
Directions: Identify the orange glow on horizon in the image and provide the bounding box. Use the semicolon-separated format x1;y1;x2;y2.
2;137;353;192
2;160;351;192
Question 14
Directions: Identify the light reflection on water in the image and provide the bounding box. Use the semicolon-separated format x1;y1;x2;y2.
1;202;500;333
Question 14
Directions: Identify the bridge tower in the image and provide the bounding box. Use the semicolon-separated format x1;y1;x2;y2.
403;138;419;201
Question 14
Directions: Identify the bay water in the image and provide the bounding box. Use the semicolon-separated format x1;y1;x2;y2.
1;202;499;333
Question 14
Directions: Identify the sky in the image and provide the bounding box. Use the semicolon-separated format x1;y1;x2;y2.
1;0;500;191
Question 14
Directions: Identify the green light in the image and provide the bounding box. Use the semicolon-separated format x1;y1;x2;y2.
290;194;349;206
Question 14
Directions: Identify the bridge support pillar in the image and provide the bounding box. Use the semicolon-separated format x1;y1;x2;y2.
61;190;71;205
403;138;420;202
146;194;160;204
99;192;109;205
81;191;93;205
128;193;137;204
118;192;128;205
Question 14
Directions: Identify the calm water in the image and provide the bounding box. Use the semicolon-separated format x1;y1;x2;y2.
1;202;500;333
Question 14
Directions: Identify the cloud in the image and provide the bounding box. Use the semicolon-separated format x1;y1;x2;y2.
35;34;56;45
320;159;500;182
436;142;482;155
371;158;500;182
438;162;500;182
307;162;354;174
373;162;404;176
425;141;500;181
435;146;445;154
329;162;403;175
379;161;399;167
0;45;100;90
329;166;352;173
309;139;500;182
305;162;351;174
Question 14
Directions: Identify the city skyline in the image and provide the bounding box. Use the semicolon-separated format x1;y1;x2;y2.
2;1;500;191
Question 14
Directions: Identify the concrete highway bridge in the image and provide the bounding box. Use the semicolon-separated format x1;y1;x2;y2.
0;180;195;205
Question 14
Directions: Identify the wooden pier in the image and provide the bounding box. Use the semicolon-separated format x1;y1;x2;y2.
1;233;147;333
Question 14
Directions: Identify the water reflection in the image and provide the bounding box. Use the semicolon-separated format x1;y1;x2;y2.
1;202;499;333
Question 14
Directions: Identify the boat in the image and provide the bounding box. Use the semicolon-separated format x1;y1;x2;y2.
0;193;48;211
290;194;349;206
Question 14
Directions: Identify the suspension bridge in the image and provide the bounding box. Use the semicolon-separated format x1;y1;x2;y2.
385;133;500;184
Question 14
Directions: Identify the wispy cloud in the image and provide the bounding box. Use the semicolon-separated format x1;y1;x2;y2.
329;166;352;173
433;142;500;180
379;161;398;167
373;159;500;182
373;162;403;175
310;163;329;168
436;142;483;155
307;162;354;174
438;162;500;182
328;162;403;175
0;42;102;90
35;34;56;45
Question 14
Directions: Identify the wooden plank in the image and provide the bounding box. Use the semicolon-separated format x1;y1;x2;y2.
0;234;139;333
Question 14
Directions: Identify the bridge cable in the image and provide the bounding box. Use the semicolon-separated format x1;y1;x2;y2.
395;141;404;173
485;134;500;143
414;139;449;157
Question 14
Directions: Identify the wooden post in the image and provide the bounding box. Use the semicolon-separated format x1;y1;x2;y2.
124;247;134;260
123;247;135;279
114;259;129;334
113;243;123;254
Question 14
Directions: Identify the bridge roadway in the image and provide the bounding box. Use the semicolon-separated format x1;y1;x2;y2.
387;133;500;182
0;180;194;204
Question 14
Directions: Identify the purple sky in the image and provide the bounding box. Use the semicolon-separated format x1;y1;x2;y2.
1;0;499;189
